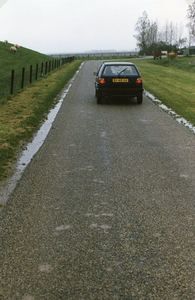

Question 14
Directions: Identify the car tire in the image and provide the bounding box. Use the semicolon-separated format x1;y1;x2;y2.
97;92;102;104
137;94;143;104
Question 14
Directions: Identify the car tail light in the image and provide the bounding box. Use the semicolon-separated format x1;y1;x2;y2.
136;77;142;84
99;78;106;84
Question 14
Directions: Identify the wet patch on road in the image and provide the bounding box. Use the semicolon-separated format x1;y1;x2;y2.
38;263;53;273
55;225;72;231
22;296;35;300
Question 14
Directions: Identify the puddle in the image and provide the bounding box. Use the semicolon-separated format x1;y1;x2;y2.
22;296;35;300
0;63;84;207
55;225;71;231
38;263;53;273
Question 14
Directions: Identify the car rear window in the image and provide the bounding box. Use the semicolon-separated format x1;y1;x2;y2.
103;65;139;76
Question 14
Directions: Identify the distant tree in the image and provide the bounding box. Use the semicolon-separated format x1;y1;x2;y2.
134;11;187;54
159;21;178;44
164;21;170;43
187;1;195;44
134;11;150;54
147;22;158;45
177;37;187;48
147;41;179;54
176;23;187;48
170;22;176;44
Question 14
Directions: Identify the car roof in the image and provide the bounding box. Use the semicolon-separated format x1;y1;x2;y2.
102;62;135;66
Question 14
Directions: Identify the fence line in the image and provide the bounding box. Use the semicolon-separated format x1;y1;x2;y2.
10;56;75;96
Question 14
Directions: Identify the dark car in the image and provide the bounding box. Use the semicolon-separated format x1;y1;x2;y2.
94;62;144;104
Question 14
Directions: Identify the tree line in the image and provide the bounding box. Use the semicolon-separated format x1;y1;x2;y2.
134;1;195;55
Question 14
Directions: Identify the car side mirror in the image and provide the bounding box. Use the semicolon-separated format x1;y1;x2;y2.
93;72;98;76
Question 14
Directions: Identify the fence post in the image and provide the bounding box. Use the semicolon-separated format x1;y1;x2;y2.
45;61;48;74
21;67;25;89
49;61;51;73
35;63;38;80
11;70;14;95
41;62;44;76
29;65;33;83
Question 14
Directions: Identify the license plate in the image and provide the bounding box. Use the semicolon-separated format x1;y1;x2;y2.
113;78;129;82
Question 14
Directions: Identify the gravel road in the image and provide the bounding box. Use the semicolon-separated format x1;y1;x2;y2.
1;61;195;300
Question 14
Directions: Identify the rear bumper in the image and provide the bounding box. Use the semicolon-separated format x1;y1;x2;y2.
100;88;143;98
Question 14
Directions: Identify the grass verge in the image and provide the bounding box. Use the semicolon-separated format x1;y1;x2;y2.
0;60;82;181
0;41;54;102
131;57;195;126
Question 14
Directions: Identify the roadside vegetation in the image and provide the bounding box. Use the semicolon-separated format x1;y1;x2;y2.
0;59;82;181
131;56;195;126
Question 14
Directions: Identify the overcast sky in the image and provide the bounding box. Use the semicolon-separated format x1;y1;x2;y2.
0;0;193;54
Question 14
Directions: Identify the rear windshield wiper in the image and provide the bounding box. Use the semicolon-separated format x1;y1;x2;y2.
118;68;127;76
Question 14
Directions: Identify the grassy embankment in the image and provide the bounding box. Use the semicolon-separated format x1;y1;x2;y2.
131;57;195;126
0;41;55;101
0;42;82;181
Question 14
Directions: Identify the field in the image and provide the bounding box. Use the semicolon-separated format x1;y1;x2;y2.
0;41;54;101
131;57;195;126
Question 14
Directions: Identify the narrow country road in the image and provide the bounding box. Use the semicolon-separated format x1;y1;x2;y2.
1;61;195;300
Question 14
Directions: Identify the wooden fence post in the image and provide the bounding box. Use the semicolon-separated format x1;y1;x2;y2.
35;63;38;80
30;65;33;83
45;61;48;74
11;70;14;95
21;67;25;89
41;62;44;76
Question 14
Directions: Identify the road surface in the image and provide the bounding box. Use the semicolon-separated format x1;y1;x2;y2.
1;61;195;300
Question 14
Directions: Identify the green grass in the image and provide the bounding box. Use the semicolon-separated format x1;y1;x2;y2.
0;59;82;180
151;56;195;72
130;57;195;126
0;41;55;101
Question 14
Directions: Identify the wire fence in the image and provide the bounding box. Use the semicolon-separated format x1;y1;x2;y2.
0;56;75;103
